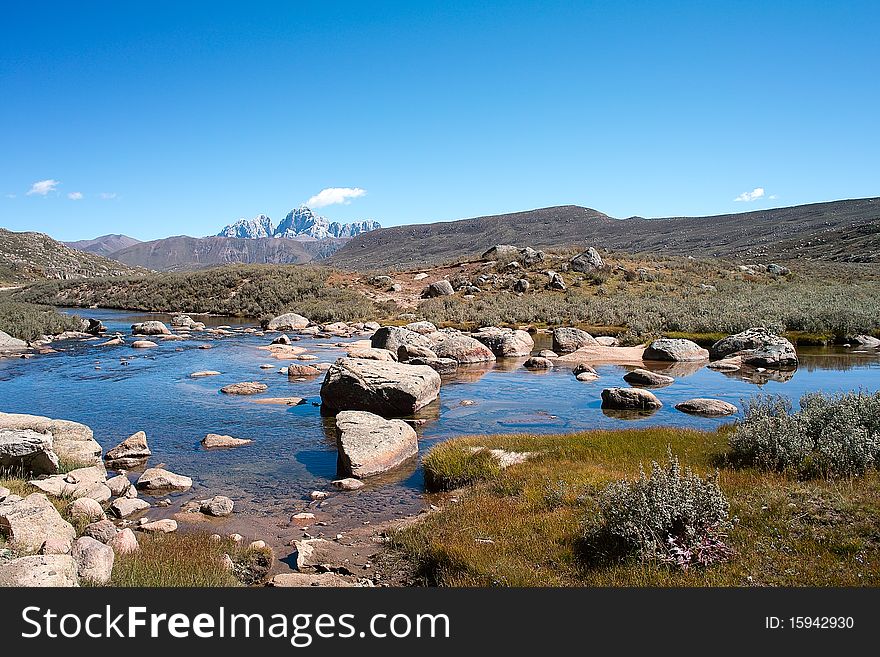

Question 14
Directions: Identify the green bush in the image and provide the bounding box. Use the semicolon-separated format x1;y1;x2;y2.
729;392;880;478
588;452;731;568
0;299;81;341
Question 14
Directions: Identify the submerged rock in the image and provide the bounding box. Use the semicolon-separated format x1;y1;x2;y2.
220;382;268;395
335;410;419;478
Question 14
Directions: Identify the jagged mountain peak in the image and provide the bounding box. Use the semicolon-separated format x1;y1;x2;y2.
216;214;275;239
217;206;381;241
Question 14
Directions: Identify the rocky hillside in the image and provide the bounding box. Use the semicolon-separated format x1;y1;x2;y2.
0;228;141;283
64;234;142;256
107;235;346;271
327;198;880;270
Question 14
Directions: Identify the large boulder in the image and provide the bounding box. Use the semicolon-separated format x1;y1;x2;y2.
709;328;798;367
643;338;709;362
109;498;150;519
29;465;107;500
421;280;455;298
0;429;59;475
0;330;27;352
266;313;310;331
407;356;458;375
472;327;534;357
71;536;114;585
569;247;604;273
600;387;663;410
404;321;437;334
320;358;441;416
397;343;437;362
0;412;102;468
0;493;76;553
135;467;192;492
0;555;79;587
200;495;234;517
431;334;496;364
371;326;434;354
674;398;738;417
104;431;151;469
481;245;520;262
335;411;419;478
130;321;170;335
552;327;599;354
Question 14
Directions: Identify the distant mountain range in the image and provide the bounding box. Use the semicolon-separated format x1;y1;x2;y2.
64;234;142;256
1;228;142;283
327;198;880;270
216;206;381;241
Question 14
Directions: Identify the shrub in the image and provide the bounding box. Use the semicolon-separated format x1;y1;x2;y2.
729;392;880;478
0;299;81;341
587;451;731;569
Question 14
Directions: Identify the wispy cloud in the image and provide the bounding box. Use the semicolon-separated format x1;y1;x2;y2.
99;192;117;200
306;187;366;208
26;179;60;196
734;187;765;202
68;191;83;200
768;194;778;200
5;194;16;199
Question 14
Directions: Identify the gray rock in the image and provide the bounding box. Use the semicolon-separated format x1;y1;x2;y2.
523;356;554;370
0;555;79;587
397;343;437;362
130;321;170;335
0;329;27;352
480;245;520;262
135;468;192;491
710;328;798;367
552;327;599;353
404;321;437;334
406;356;458;375
220;381;268;395
569;247;604;272
421;280;455;298
345;347;397;362
72;536;114;585
0;429;59;475
104;431;151;469
109;497;150;518
331;478;365;491
320;358;441;416
0;493;76;553
108;528;139;555
335;411;418;478
472;328;534;357
271;334;292;345
512;278;530;293
83;519;119;544
0;412;102;468
600;387;663;410
431;334;496;364
200;495;234;517
131;340;158;348
266;313;310;331
740;344;799;368
371;326;435;354
851;334;880;348
643;338;709;362
106;474;132;497
547;271;566;290
767;263;790;276
202;433;253;448
623;368;675;387
674;398;738;417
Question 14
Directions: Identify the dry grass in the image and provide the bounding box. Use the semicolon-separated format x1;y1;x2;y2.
398;427;880;586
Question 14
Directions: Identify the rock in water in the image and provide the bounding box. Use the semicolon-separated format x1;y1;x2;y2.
220;382;268;395
421;280;455;298
371;326;435;354
320;358;440;416
523;356;554;370
0;329;28;352
200;495;234;517
131;340;158;348
72;536;114;585
130;321;170;335
266;313;310;331
104;430;151;469
709;327;798;367
569;247;604;272
335;411;419;478
0;492;76;553
643;338;709;362
623;368;675;387
431;334;496;364
552;327;599;353
674;398;739;417
472;327;534;357
202;433;253;448
0;428;59;475
0;555;79;587
135;467;192;491
600;387;663;410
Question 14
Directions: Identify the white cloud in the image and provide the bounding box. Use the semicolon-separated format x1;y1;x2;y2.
768;194;777;200
5;194;16;199
734;187;765;202
306;187;366;208
68;191;83;200
99;192;117;200
26;179;60;196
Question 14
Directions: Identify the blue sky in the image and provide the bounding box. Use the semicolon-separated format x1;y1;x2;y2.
1;1;877;241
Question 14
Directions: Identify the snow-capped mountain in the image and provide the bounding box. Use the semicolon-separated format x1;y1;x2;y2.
217;206;380;241
216;214;275;239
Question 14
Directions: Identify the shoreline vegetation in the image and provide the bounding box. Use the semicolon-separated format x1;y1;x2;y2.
394;392;880;586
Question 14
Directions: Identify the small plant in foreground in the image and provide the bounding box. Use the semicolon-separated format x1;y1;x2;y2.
587;451;731;569
729;392;880;478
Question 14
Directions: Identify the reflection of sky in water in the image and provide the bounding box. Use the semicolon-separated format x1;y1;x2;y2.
1;308;878;522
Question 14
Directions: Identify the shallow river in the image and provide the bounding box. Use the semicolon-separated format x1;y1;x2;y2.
2;308;879;529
